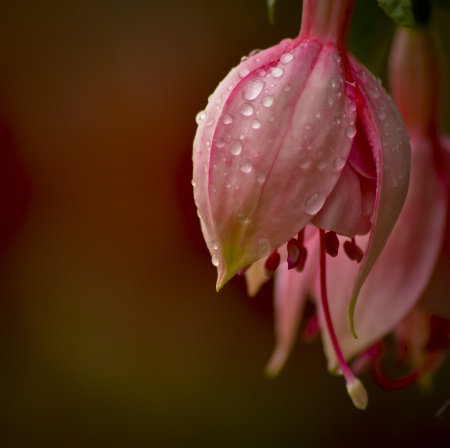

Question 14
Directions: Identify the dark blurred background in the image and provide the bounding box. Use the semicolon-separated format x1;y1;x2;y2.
0;1;449;447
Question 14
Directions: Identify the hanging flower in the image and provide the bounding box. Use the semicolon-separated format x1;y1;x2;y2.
192;0;411;408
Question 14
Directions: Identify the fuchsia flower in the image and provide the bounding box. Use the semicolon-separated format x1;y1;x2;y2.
259;21;450;402
192;0;410;408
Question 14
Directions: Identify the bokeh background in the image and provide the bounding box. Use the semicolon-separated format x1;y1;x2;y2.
1;1;450;446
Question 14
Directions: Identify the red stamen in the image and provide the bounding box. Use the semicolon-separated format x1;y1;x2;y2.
343;237;364;262
319;230;367;409
264;250;280;276
287;238;300;270
324;231;339;257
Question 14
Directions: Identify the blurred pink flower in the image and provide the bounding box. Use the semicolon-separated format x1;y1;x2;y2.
360;25;450;389
192;0;411;408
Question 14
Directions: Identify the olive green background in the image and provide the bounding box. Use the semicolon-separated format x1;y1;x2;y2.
0;1;449;446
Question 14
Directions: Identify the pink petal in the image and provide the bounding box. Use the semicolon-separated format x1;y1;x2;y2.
265;232;320;376
319;137;446;368
346;57;411;335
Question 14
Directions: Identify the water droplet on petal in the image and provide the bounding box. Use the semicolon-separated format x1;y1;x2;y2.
345;125;357;139
262;95;274;107
196;110;206;124
280;53;293;64
240;159;253;173
271;67;284;78
357;70;368;84
256;173;266;183
229;140;243;155
304;192;326;214
241;103;254;116
331;156;346;172
238;67;250;78
191;179;196;187
215;138;225;148
212;255;219;266
369;87;381;99
250;119;261;129
333;53;341;63
243;80;265;101
377;107;386;120
249;49;261;57
222;114;234;125
209;239;218;250
284;84;292;92
348;101;357;112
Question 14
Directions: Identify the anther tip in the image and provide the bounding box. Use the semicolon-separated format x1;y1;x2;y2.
346;378;368;410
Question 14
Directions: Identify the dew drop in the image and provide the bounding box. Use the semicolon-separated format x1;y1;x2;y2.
327;95;334;106
205;117;214;127
333;53;341;63
238;67;250;78
224;181;232;188
240;159;253;173
229;140;243;155
241;103;254;116
222;114;234;125
331;156;346;171
348;101;357;112
315;111;321;119
345;125;357;139
243;80;265;101
357;70;368;84
300;42;309;49
191;179;196;187
215;138;225;148
256;173;266;183
304;192;326;214
329;78;337;88
250;119;261;129
209;239;218;250
249;49;261;57
369;87;381;99
280;53;293;64
262;95;274;107
284;84;292;92
195;110;206;124
271;67;284;78
377;107;386;120
212;255;219;267
304;122;312;130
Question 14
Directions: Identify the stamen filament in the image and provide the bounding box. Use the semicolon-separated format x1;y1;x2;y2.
319;229;367;409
